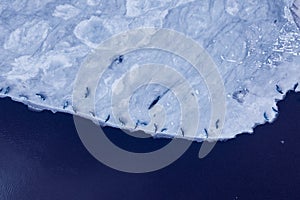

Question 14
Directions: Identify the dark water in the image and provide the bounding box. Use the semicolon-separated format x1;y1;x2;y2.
0;91;299;200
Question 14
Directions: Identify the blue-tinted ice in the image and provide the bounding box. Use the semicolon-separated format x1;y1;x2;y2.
0;0;299;140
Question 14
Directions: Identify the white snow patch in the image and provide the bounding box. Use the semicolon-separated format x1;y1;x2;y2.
53;4;80;20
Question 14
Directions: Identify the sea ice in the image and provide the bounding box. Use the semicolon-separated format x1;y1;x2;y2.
0;0;299;140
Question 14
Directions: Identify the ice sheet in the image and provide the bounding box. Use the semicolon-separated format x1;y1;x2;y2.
0;0;299;140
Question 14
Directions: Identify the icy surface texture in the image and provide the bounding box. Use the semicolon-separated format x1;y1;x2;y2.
0;0;299;140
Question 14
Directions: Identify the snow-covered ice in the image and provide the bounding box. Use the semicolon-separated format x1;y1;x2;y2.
0;0;299;141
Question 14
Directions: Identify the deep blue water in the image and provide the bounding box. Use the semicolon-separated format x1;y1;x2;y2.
0;91;299;200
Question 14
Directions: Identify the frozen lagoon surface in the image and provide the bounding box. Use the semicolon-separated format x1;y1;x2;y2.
0;0;299;141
